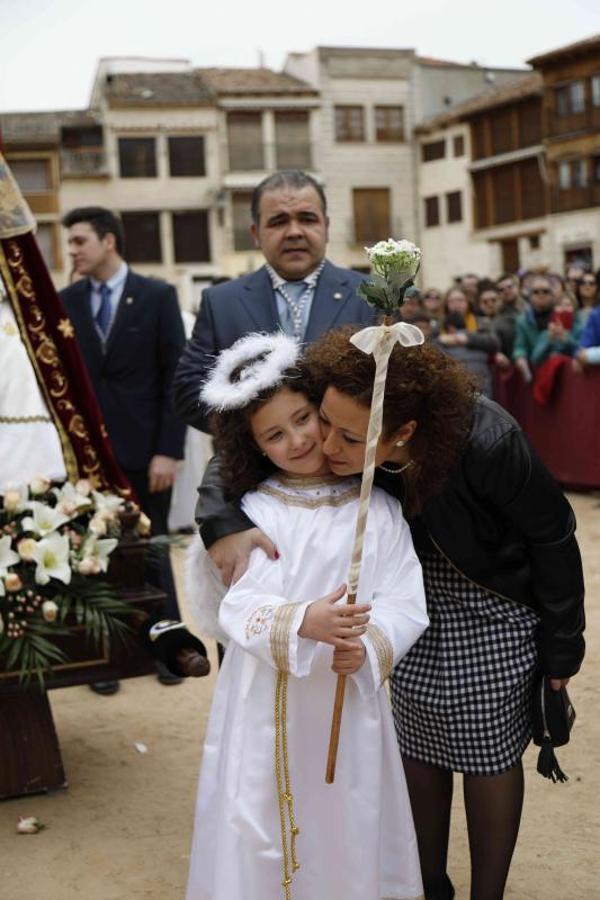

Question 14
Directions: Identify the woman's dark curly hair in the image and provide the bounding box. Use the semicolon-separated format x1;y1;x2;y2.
304;326;477;513
210;359;318;499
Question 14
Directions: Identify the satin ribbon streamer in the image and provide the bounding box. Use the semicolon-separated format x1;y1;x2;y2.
346;322;424;593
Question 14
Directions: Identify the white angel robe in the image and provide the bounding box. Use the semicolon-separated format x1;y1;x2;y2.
186;473;428;900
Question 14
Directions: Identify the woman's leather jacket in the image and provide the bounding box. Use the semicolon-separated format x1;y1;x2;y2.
196;396;585;679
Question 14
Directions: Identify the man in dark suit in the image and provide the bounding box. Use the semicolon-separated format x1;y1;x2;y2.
60;206;186;691
173;170;376;432
172;170;377;598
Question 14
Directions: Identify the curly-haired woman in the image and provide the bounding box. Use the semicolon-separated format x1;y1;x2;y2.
198;326;585;900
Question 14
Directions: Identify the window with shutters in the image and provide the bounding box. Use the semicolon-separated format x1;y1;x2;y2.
335;107;365;142
471;118;487;160
118;138;157;177
172;210;211;263
375;106;404;142
421;140;445;162
555;86;569;116
520;158;546;219
446;191;462;223
471;171;489;229
168;136;206;177
352;188;391;243
491;165;516;224
232;192;254;251
517;100;542;148
490;108;513;155
570;81;585;114
453;134;465;157
9;158;51;192
424;196;440;228
275;111;311;169
227;112;264;171
558;161;571;190
121;211;162;262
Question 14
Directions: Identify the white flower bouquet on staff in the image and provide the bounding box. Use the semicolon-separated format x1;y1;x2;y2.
358;238;421;315
0;477;151;684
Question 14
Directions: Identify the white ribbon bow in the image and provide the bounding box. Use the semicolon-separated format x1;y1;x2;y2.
350;322;425;356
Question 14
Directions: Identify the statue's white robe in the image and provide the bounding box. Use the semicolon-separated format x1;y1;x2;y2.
186;474;428;900
0;298;66;488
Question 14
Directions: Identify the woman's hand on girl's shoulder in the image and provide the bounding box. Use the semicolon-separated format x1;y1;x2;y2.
298;585;371;647
208;527;278;586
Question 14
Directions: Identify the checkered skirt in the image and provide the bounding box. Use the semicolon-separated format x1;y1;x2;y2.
390;550;540;775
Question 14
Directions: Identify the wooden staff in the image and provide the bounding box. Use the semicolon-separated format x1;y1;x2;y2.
325;318;395;784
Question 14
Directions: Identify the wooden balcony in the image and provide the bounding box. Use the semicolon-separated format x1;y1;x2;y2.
551;184;598;213
547;108;592;138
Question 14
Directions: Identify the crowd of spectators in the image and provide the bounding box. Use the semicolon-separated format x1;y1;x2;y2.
399;264;600;400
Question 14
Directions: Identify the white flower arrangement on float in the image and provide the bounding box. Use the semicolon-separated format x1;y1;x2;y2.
0;477;151;684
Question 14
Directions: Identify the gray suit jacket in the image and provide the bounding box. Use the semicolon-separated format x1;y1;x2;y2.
172;260;375;431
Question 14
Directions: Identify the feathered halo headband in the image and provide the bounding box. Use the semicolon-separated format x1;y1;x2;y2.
200;332;301;411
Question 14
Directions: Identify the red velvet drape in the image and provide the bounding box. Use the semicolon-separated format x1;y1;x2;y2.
0;232;132;495
494;365;600;489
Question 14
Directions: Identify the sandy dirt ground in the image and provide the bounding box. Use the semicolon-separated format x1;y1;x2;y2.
1;493;598;900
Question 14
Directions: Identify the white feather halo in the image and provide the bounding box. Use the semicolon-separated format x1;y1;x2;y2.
200;331;301;411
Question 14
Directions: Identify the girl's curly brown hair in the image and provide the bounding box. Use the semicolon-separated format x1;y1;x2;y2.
304;326;477;513
210;360;318;499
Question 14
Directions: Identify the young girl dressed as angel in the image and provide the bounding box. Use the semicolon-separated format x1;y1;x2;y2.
185;332;429;900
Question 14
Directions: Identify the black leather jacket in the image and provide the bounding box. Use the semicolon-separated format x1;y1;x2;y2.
196;396;585;679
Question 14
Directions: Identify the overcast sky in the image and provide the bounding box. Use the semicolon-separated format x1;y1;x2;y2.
0;0;597;112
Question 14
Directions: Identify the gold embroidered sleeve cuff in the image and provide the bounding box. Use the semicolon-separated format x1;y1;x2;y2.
269;602;304;673
365;622;394;685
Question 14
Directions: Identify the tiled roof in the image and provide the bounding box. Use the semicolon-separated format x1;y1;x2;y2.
196;67;317;95
104;71;215;107
416;72;542;133
527;33;600;67
0;109;101;144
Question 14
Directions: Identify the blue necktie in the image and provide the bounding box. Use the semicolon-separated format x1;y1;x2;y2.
96;282;112;337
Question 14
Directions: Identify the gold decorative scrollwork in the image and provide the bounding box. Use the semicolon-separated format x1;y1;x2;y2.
68;414;88;440
49;369;69;398
37;337;60;368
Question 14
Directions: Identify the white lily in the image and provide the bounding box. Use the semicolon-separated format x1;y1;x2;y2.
1;483;30;514
81;536;118;573
21;501;71;537
91;491;124;518
53;482;92;514
31;532;72;586
0;535;20;596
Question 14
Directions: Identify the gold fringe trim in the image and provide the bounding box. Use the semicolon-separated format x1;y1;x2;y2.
275;671;300;900
366;622;394;684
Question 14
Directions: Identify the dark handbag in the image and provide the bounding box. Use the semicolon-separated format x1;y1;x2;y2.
531;675;576;782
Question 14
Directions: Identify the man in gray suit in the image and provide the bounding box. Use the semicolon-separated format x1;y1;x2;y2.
172;170;375;432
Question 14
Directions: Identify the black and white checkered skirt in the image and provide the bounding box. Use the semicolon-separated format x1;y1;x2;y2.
390;550;540;775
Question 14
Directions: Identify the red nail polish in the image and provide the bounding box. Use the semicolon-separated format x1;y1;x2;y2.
274;550;280;559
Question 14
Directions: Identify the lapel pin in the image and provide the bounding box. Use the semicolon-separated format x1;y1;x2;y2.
333;292;343;301
126;296;134;305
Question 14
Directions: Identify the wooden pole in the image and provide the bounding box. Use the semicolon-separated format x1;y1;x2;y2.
325;316;395;784
325;592;356;783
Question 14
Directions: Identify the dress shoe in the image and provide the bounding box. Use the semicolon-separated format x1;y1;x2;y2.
89;681;121;696
156;660;184;685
